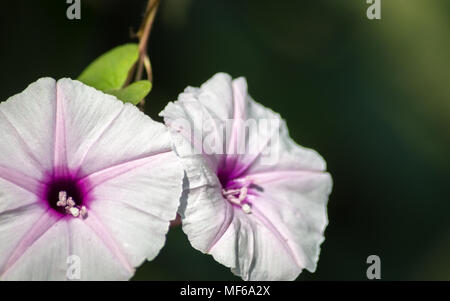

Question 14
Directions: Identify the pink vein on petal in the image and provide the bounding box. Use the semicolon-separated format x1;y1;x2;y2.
0;203;41;217
53;84;68;176
231;119;280;177
251;206;303;269
0;165;43;196
83;211;134;274
0;210;60;277
78;150;172;193
74;106;125;178
224;80;247;169
206;201;235;253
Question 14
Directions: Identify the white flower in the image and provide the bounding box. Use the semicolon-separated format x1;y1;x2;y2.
161;73;332;280
0;78;182;280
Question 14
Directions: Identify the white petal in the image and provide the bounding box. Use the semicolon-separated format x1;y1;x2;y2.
73;217;137;280
180;73;234;123
232;96;327;176
0;210;65;280
209;210;302;280
0;78;56;180
0;201;45;277
162;129;229;253
82;149;183;267
249;171;332;272
55;78;181;178
161;73;235;172
1;216;132;281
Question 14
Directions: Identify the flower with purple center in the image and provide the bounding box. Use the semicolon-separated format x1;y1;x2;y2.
0;78;182;280
160;73;332;280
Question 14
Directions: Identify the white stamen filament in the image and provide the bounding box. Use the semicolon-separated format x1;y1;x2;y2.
222;179;253;214
57;191;88;219
222;188;241;196
238;187;247;202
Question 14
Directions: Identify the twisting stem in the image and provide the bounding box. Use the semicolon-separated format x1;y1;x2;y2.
125;0;160;109
135;0;159;83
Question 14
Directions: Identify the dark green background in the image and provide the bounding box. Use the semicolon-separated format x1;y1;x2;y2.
1;0;449;280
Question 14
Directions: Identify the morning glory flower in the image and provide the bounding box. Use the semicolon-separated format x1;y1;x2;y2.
0;78;182;280
160;73;332;280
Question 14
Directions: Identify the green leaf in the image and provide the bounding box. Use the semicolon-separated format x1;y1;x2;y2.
77;43;139;91
106;80;152;105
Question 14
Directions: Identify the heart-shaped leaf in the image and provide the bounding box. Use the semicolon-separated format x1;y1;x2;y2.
78;44;139;91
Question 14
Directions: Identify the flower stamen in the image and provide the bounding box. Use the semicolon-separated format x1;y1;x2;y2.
80;206;88;219
67;197;76;208
222;179;253;214
57;190;88;219
56;191;67;207
67;206;80;217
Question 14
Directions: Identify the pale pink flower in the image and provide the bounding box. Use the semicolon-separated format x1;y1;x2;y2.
161;73;332;280
0;78;182;280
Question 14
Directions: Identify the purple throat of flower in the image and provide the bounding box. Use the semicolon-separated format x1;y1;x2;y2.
218;167;258;215
41;170;91;219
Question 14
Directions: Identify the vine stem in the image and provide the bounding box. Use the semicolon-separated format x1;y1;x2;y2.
125;0;160;109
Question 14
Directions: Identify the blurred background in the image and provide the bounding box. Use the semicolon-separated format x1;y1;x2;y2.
1;0;449;280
